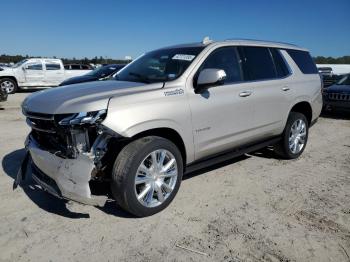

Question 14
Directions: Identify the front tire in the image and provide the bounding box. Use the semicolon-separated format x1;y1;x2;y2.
274;112;309;159
111;136;183;217
0;78;18;94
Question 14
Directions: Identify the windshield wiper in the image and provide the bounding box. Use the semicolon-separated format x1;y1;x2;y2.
128;72;151;84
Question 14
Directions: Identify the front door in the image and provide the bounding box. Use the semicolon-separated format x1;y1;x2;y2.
187;47;255;160
23;61;44;86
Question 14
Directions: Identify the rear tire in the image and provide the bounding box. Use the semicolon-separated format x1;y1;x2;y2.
111;136;183;217
274;112;309;159
0;78;18;94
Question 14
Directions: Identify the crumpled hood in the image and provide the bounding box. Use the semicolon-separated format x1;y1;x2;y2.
22;80;162;114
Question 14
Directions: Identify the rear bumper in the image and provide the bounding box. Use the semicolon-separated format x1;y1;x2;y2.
25;135;107;206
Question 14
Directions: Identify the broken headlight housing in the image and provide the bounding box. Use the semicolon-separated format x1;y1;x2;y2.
58;109;107;126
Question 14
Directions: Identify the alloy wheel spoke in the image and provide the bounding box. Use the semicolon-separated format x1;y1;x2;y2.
155;184;165;203
159;170;177;178
162;158;175;172
135;176;152;185
161;182;173;193
137;184;151;200
151;151;158;169
158;150;166;168
144;185;155;204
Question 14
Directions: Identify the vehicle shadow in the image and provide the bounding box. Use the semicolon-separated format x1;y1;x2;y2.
2;148;274;219
320;110;350;120
2;149;133;219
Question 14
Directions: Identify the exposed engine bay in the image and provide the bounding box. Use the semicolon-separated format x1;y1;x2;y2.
17;109;123;206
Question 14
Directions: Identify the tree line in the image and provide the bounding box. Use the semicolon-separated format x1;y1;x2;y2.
0;54;130;65
313;56;350;64
1;54;350;65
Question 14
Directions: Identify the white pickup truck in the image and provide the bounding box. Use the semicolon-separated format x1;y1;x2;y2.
0;58;91;93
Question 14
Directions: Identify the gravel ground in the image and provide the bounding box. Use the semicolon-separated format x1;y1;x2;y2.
0;93;349;262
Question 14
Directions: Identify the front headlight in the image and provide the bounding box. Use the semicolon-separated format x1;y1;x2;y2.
58;109;107;126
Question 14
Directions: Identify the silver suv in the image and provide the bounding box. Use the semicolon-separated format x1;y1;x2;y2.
16;39;323;217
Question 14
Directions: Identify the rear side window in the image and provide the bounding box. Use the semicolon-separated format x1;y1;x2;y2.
71;65;81;70
198;47;242;84
240;47;276;80
45;63;61;70
270;48;290;77
286;50;317;74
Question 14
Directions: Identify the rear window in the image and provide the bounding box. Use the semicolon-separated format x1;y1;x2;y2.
240;47;276;81
45;63;61;70
286;50;318;74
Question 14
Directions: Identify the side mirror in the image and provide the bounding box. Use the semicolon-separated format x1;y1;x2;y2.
195;68;226;93
22;66;26;71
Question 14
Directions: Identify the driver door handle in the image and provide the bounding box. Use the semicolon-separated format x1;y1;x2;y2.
282;86;290;91
239;91;252;97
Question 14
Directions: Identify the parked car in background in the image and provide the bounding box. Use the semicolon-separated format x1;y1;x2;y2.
59;64;126;86
17;39;322;217
0;84;8;102
0;58;92;94
323;74;350;111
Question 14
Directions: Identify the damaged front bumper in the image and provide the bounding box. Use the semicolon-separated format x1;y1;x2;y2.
15;135;108;207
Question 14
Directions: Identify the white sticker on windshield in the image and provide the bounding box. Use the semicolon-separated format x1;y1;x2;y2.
172;54;195;61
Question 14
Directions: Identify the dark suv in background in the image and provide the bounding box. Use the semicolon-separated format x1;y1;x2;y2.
60;64;126;86
323;74;350;111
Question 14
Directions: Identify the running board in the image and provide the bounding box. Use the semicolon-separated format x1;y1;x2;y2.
185;137;281;174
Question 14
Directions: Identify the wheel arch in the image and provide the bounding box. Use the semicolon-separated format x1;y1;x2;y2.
132;127;188;166
290;101;312;125
0;76;18;85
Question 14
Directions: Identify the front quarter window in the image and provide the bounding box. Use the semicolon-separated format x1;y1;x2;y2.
116;46;204;84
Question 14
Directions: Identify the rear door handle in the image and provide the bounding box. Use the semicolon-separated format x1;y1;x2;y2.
239;91;252;97
282;86;290;91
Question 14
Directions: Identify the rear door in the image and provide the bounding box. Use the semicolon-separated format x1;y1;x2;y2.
44;60;65;86
237;46;292;139
23;61;45;86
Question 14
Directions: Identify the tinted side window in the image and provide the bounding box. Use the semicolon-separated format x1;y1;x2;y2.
286;50;317;74
71;65;80;70
45;63;61;70
198;47;242;84
241;47;276;80
270;48;289;77
26;63;42;70
81;65;89;70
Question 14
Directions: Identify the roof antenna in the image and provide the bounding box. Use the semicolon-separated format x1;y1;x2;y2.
202;36;213;45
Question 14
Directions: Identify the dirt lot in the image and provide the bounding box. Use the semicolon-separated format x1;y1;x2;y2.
0;93;349;262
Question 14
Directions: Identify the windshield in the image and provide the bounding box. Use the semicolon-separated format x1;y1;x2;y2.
12;59;28;68
86;64;123;78
337;74;350;85
116;46;205;83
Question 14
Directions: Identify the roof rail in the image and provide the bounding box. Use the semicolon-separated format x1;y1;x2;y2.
224;38;299;47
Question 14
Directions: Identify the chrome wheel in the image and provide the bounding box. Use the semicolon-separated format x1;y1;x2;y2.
289;119;307;154
1;80;15;94
135;149;178;208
